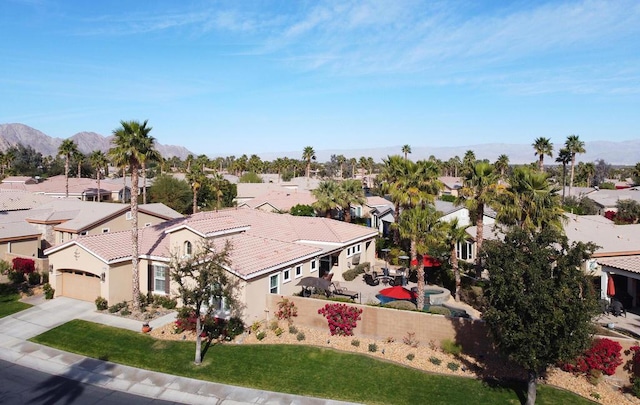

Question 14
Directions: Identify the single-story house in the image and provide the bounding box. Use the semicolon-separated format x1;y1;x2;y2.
44;208;378;322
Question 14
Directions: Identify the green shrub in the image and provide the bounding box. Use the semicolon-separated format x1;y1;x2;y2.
296;332;306;341
342;262;370;281
274;327;284;337
384;300;417;310
588;369;603;386
41;272;49;284
426;306;452;316
429;356;442;365
153;295;177;309
250;320;262;333
27;272;42;285
351;339;360;347
590;392;601;400
120;308;131;316
256;331;266;341
269;320;279;331
631;377;640;398
226;317;245;339
42;283;55;299
108;301;128;314
447;362;460;371
441;339;462;356
368;343;378;353
7;270;25;284
95;296;108;311
288;325;298;334
406;353;415;361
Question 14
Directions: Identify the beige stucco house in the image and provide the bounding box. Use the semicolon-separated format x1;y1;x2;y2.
44;208;378;322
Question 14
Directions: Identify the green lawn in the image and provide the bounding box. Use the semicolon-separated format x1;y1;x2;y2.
0;283;31;318
30;320;594;405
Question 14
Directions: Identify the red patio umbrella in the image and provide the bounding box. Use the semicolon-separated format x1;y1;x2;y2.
607;275;616;297
378;286;417;300
410;255;441;268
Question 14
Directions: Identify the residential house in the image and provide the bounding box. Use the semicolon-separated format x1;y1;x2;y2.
585;187;640;215
44;208;378;322
238;189;316;213
439;177;463;197
1;175;126;202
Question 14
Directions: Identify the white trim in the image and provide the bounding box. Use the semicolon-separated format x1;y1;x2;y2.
310;259;318;273
269;273;279;294
294;265;302;278
282;268;291;283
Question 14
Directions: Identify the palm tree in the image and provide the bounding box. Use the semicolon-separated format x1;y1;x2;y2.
210;173;225;210
89;150;109;202
397;205;443;310
139;136;161;204
186;165;206;214
312;180;339;218
532;137;554;172
556;148;572;200
336;155;346;179
462;150;476;176
443;218;469;302
108;119;153;310
457;161;499;278
302;146;316;181
339;179;365;223
349;157;357;178
582;162;596;187
494;154;510;180
496;167;565;232
74;150;85;179
58;139;79;198
402;144;412;161
565;134;586;197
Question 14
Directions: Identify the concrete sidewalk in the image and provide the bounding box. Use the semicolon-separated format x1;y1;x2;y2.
0;296;358;405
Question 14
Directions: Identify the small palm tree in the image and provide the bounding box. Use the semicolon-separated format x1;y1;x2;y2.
494;154;510;180
556;148;571;200
58;139;79;198
302;146;315;180
74;150;85;179
444;218;469;301
402;144;412;161
532;137;554;172
89;150;109;202
139;136;161;204
338;179;365;223
565;134;586;197
312;180;339;218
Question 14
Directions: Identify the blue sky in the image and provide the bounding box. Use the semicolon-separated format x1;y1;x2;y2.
1;0;639;158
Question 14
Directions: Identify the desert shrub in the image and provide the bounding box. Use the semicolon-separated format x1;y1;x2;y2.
351;339;360;347
317;303;363;336
27;272;41;285
276;297;298;323
7;270;25;284
384;336;395;343
95;296;108;310
631;377;640;399
368;343;378;352
384;300;417;310
429;356;442;365
0;260;11;275
120;308;131;316
441;339;462;356
427;339;438;350
588;369;603;386
562;338;622;376
296;332;306;341
288;325;298;334
342;262;370;281
406;353;415;361
269;320;279;331
42;283;54;299
41;271;49;284
256;331;266;341
426;306;451;316
274;327;284;337
108;301;128;314
250;320;262;333
403;332;420;348
447;362;460;371
590;391;601;400
153;295;177;309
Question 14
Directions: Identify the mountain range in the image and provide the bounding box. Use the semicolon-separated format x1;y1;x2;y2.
1;123;639;165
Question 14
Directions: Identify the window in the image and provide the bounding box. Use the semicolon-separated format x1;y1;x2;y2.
347;244;361;258
269;274;279;294
457;241;474;260
102;228;110;233
310;260;317;272
153;265;168;293
283;268;291;283
295;265;302;278
184;241;192;256
80;231;88;236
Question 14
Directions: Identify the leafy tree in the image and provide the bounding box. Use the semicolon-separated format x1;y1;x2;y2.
238;172;263;183
148;174;192;214
562;196;598;215
532;137;553;172
615;199;640;224
290;204;315;217
594;159;611;186
565;134;586;197
170;240;237;365
482;226;598;405
58;139;79;197
5;144;43;177
109;119;153;310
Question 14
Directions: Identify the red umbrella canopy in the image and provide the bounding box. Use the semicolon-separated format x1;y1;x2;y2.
410;255;442;268
378;286;417;300
607;275;616;297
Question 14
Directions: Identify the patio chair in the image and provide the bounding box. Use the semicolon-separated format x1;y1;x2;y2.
331;282;360;301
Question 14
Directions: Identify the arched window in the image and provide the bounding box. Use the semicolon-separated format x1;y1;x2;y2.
184;241;192;256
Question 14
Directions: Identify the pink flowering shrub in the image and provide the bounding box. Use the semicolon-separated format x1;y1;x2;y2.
318;303;363;336
276;297;298;324
561;338;623;376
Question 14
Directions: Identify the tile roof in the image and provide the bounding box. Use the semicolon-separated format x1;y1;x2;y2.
365;196;393;207
241;189;316;212
587;188;640;208
597;256;640;274
0;190;55;211
0;221;41;240
563;214;640;255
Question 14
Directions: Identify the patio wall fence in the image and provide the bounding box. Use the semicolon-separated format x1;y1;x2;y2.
265;294;492;356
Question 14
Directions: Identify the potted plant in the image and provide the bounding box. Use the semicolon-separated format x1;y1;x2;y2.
141;322;151;333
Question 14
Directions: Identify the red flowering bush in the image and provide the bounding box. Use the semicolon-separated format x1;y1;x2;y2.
318;303;363;336
276;297;298;324
561;338;623;376
12;257;35;274
604;210;616;221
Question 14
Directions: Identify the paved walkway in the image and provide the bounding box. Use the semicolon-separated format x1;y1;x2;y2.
0;296;358;405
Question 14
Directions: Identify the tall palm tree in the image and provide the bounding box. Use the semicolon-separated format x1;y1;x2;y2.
556;148;572;200
74;150;85;179
139;136;161;204
89;150;109;202
457;161;499;278
532;137;554;172
349;157;357;178
210;173;225;210
58;139;79;198
565;134;586;197
582;162;596;187
302;146;315;181
402;144;412;161
312;180;339;218
108;119;153;310
186;165;206;214
494;154;510;181
336;155;346;179
338;179;365;223
462;150;476;177
443;218;469;302
397;205;443;310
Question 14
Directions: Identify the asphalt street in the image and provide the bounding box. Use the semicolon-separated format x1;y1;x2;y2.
0;359;183;405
